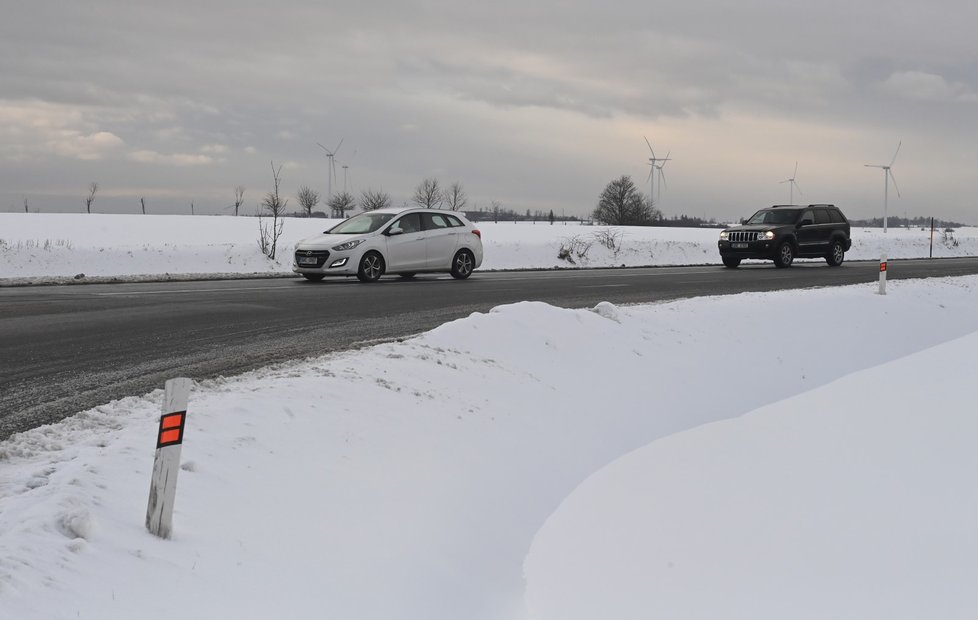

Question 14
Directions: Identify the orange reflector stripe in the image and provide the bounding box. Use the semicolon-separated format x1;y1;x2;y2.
161;413;184;429
156;410;187;448
880;263;887;272
159;429;182;444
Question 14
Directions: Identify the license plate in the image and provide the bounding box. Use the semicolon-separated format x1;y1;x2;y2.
298;257;318;265
732;243;748;249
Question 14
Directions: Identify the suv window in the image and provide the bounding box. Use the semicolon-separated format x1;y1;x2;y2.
799;209;815;225
746;209;800;225
815;209;831;224
828;209;844;223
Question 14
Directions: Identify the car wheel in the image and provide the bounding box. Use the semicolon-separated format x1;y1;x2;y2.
357;251;385;282
450;249;475;279
773;241;794;268
722;256;741;268
826;240;845;267
301;273;325;282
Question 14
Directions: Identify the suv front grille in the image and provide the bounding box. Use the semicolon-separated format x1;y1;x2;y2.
729;231;761;242
295;249;330;268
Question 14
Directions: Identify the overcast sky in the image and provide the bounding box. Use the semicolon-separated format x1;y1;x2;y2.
3;0;977;223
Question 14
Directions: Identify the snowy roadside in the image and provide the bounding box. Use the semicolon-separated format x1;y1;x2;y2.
2;276;977;619
2;213;976;283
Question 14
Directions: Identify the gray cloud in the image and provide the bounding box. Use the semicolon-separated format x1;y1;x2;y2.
2;0;978;222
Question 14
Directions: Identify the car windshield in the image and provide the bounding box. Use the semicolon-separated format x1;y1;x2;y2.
746;209;799;225
327;212;396;234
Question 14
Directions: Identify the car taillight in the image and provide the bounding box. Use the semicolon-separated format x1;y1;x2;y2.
471;229;481;238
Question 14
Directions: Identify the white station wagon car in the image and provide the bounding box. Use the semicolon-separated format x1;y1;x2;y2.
293;207;484;282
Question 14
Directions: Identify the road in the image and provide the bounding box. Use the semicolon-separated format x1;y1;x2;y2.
3;257;978;439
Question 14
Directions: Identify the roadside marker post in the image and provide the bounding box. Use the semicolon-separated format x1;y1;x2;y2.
878;253;887;295
146;377;192;539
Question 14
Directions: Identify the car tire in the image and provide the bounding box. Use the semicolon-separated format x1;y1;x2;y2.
722;256;741;268
357;251;385;282
773;241;794;268
826;240;845;267
301;273;325;282
450;249;475;279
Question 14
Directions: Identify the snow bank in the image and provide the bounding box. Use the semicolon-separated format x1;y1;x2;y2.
525;329;978;620
2;213;975;280
1;277;977;619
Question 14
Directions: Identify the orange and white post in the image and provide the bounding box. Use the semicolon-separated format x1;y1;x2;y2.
146;377;191;539
879;252;888;295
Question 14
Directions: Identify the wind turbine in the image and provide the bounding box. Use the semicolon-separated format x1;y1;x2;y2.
339;149;358;193
779;161;803;204
316;138;344;199
865;141;901;233
644;136;670;207
654;152;671;204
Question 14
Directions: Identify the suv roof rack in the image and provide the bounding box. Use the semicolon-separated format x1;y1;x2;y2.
806;203;836;208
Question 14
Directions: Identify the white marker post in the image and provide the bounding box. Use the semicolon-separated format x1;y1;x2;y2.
146;377;191;539
878;253;887;295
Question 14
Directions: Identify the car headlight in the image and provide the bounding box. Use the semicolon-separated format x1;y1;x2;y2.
719;231;729;240
332;239;365;252
760;231;775;240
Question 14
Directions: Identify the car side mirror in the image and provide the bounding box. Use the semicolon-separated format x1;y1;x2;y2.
386;228;403;236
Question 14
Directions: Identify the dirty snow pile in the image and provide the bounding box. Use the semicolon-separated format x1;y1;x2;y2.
2;276;978;619
1;213;976;281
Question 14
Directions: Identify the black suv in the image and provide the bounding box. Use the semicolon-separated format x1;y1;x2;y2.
718;204;851;268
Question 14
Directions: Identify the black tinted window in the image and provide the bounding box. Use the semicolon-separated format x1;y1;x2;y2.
815;209;831;224
828;209;845;223
746;209;800;225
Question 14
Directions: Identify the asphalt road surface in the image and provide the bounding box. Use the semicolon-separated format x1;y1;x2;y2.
3;257;978;440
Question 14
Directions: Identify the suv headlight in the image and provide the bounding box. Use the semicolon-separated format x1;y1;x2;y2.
332;239;365;252
760;231;775;240
719;231;729;240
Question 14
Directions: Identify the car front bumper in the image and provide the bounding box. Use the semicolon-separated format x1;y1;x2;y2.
718;240;777;259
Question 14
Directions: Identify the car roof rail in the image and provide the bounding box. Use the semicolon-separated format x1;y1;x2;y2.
806;203;836;208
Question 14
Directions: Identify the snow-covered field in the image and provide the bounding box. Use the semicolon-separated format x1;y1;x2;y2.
1;213;976;281
3;275;978;619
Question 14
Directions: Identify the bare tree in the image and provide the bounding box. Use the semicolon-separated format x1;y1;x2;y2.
412;178;443;209
190;201;195;216
24;198;29;213
491;200;502;223
232;186;245;216
258;161;287;259
592;176;653;225
85;183;98;214
296;186;320;217
445;181;468;211
140;197;146;215
327;191;356;218
360;188;392;212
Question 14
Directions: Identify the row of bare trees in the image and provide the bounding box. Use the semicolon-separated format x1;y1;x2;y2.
72;175;469;219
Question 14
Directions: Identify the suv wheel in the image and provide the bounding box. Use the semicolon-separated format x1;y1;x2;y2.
826;241;845;267
773;241;794;268
722;256;741;268
357;251;385;282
